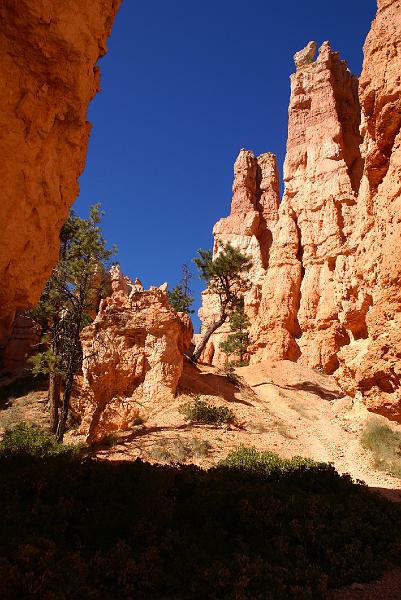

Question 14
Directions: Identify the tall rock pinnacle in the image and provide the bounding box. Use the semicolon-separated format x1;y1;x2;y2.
249;41;363;372
198;149;280;366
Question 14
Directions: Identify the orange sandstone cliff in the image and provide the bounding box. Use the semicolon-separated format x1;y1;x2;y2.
199;0;401;421
0;0;121;346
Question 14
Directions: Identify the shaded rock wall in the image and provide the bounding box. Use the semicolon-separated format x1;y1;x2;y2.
0;0;121;342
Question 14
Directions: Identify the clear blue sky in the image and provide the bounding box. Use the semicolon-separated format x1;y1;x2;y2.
76;0;376;330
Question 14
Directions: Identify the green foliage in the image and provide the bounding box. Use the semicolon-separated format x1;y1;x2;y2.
219;445;321;474
220;302;251;365
0;423;80;459
30;204;116;440
167;263;194;314
148;436;212;463
361;419;401;477
179;394;235;425
193;242;252;314
1;447;401;598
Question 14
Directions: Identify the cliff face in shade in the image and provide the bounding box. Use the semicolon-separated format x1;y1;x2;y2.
198;149;280;366
73;274;193;441
0;0;121;340
249;41;363;373
335;0;401;420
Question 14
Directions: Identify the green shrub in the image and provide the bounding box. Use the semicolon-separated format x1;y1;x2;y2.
188;437;212;458
0;422;80;458
1;444;401;598
148;436;213;463
361;419;401;477
219;445;320;475
179;395;235;425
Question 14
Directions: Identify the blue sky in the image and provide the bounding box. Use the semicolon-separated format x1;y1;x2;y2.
76;0;376;329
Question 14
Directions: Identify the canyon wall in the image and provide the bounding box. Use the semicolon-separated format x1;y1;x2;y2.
0;0;121;346
199;1;401;421
335;0;401;420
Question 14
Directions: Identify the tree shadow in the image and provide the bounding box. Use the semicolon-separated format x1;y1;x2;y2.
179;363;254;406
281;380;343;401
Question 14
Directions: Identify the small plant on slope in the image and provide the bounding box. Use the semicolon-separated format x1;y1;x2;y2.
179;394;235;425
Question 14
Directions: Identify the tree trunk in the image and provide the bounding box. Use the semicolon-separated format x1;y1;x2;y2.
56;371;74;442
191;312;227;363
49;373;61;434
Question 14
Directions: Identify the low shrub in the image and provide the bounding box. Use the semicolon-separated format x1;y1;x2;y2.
179;395;235;425
1;445;401;598
0;422;80;459
361;419;401;477
148;436;213;463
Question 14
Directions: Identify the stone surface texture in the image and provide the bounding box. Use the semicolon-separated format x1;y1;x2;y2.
198;149;280;366
0;312;41;377
249;41;362;373
73;275;193;441
335;0;401;421
0;0;121;343
199;1;401;422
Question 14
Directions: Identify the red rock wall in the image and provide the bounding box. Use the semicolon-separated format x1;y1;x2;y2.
199;1;401;422
75;275;193;441
0;0;121;341
198;149;280;366
249;41;362;373
336;0;401;420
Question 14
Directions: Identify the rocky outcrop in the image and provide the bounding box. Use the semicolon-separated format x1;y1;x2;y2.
0;312;41;377
199;3;401;422
73;273;193;441
198;149;280;366
0;0;121;343
249;41;362;373
335;0;401;421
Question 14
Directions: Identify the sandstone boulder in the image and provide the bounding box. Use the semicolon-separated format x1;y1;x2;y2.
73;277;193;441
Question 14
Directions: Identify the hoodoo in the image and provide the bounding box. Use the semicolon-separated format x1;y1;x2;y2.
199;5;401;423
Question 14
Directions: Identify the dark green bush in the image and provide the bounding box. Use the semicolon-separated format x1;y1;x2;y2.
0;422;80;458
1;445;401;598
179;395;235;425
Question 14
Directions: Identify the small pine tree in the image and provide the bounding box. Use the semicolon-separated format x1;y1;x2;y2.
220;302;250;366
30;205;116;441
191;242;252;362
167;264;194;314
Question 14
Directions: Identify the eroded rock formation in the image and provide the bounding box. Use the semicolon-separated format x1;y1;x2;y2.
335;0;401;420
198;149;280;366
0;0;121;344
73;272;193;441
199;1;401;422
250;40;362;372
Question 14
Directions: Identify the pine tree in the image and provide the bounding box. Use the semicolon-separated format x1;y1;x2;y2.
30;205;115;441
191;242;252;362
167;264;194;314
220;302;251;366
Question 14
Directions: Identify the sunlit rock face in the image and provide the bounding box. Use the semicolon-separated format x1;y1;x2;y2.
335;0;401;421
74;272;193;441
0;0;121;344
199;1;401;423
250;41;362;373
198;149;280;367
